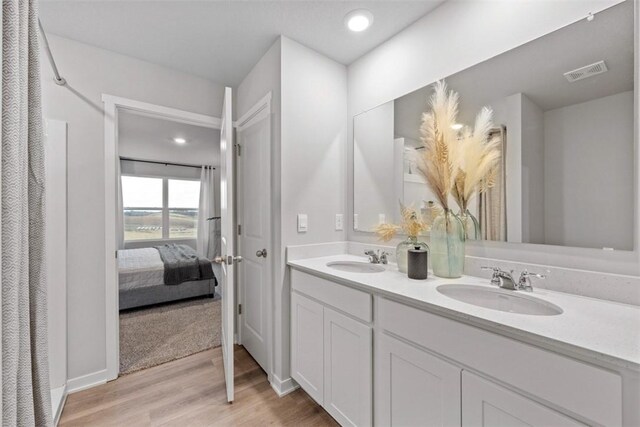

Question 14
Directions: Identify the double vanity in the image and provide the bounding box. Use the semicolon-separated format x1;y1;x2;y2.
288;252;640;427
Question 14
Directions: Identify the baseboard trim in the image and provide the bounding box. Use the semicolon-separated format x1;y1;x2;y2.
67;369;108;394
51;384;67;426
270;374;299;397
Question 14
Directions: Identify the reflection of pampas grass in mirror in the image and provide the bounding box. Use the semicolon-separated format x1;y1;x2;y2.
375;202;429;242
417;81;462;210
417;80;501;213
452;107;501;212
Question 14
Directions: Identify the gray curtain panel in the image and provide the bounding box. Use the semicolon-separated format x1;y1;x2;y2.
2;0;53;425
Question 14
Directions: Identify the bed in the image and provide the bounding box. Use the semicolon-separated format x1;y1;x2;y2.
117;245;219;310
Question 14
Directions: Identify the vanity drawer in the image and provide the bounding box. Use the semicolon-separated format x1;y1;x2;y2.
378;297;622;426
291;269;372;323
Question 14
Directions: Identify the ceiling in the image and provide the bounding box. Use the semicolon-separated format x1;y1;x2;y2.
394;0;634;141
39;0;445;86
118;111;220;166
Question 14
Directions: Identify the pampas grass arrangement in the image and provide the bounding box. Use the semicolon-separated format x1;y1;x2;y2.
416;79;501;278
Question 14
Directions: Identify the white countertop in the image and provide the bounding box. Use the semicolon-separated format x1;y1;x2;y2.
288;254;640;371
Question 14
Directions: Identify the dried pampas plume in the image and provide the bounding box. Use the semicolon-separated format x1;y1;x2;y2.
452;107;501;212
417;81;461;211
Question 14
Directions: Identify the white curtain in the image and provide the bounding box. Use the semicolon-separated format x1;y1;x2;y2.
2;0;53;425
197;166;217;259
116;159;125;249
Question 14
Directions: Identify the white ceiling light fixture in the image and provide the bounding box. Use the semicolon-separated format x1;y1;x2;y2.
345;9;373;32
173;137;187;144
451;123;463;130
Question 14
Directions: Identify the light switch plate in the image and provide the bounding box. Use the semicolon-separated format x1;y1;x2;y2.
297;214;308;233
335;214;344;231
353;214;359;230
379;213;386;224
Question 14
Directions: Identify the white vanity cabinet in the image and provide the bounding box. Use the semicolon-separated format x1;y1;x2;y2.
290;267;630;427
291;292;325;404
376;333;461;426
462;371;585;427
291;270;373;427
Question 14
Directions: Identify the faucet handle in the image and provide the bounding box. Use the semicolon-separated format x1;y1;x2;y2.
379;251;390;264
481;266;503;286
364;249;380;263
518;269;545;292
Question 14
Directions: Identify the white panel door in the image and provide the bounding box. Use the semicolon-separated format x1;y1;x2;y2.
376;333;461;427
462;371;585;427
216;87;237;403
324;307;372;427
291;292;324;405
237;107;271;372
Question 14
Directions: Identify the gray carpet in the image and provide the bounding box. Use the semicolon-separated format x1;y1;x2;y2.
119;296;221;374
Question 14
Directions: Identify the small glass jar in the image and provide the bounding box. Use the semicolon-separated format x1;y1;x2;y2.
396;236;430;274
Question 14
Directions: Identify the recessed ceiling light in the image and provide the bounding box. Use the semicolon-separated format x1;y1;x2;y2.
451;123;463;130
173;137;186;144
345;9;373;32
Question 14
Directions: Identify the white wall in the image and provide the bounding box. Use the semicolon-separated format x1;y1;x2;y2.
279;36;348;384
41;34;226;383
237;36;347;391
347;0;639;276
544;91;634;250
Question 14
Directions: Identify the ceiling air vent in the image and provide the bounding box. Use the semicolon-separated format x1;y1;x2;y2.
564;60;608;83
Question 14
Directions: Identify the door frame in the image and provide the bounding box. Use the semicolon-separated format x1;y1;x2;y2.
235;92;273;382
102;94;221;381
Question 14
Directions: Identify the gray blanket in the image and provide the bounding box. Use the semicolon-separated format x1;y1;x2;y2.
155;244;214;285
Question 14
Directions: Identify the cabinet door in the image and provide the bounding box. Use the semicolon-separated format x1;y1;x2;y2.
291;292;324;404
462;371;585;427
376;333;461;427
324;307;372;427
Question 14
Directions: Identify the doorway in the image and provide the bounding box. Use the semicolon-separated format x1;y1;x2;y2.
102;95;222;381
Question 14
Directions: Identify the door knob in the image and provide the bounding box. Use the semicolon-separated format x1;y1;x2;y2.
256;249;267;258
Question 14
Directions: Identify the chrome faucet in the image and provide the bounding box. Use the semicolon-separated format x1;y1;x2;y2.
482;266;545;291
365;250;389;264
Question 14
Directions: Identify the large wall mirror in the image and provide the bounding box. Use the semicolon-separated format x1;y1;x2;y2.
353;0;635;251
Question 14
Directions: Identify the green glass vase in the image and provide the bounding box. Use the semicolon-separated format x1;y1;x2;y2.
430;209;465;278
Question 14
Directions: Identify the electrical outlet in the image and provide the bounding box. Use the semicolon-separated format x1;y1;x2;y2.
335;214;344;231
353;214;359;230
297;214;308;233
379;213;386;224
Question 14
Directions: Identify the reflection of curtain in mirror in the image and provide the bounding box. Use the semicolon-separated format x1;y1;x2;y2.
478;126;507;241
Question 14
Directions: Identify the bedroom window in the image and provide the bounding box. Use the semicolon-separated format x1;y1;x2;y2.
122;176;200;241
122;176;163;241
168;179;200;239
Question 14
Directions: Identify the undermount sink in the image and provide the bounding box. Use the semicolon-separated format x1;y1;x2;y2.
437;284;563;316
326;261;385;273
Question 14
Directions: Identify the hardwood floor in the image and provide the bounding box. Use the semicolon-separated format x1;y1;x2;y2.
60;345;338;426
